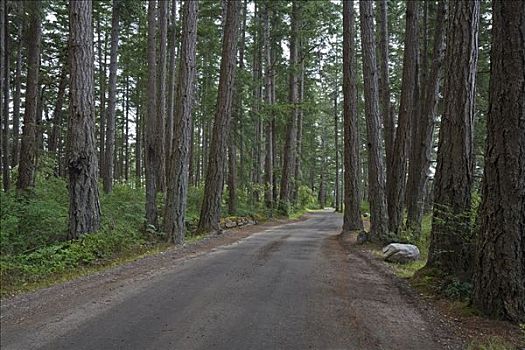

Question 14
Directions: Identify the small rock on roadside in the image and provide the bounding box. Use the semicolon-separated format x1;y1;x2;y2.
382;243;420;263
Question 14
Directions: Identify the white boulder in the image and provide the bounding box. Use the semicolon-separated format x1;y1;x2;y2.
382;243;420;264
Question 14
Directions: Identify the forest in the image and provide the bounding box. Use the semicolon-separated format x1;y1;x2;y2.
0;0;524;348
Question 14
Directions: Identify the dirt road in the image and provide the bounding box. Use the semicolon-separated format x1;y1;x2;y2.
1;210;461;349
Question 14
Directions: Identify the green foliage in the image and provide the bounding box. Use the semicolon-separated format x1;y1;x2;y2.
441;279;472;301
467;337;516;350
0;178;150;295
0;224;146;295
360;201;370;214
297;185;317;210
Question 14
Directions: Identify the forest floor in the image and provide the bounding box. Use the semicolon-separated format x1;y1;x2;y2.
0;210;520;349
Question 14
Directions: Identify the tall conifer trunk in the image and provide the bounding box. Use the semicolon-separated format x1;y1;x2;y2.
427;0;480;278
472;0;525;323
67;0;101;239
198;0;241;232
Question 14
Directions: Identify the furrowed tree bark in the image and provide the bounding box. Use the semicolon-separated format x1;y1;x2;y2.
135;104;142;188
145;0;159;228
472;0;525;323
279;1;301;214
251;3;263;204
294;59;304;205
17;0;41;191
164;0;198;244
198;0;240;233
156;0;167;192
164;1;198;244
103;0;120;194
334;76;340;212
405;1;446;235
427;0;480;278
98;20;108;176
165;0;177;184
11;22;22;168
377;0;393;172
342;0;363;232
386;1;419;235
49;64;68;165
263;1;273;212
359;0;388;241
67;0;101;239
124;77;129;182
1;0;9;191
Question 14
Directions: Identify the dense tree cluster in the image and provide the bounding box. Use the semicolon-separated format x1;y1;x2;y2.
0;0;522;323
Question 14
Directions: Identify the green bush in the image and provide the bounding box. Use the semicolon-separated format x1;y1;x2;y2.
297;185;318;210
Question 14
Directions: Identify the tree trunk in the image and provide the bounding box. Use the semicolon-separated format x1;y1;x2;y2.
263;2;273;212
49;64;68;159
17;0;41;191
98;18;108;177
427;0;480;278
1;0;9;191
156;0;167;193
472;0;525;323
11;22;22;168
293;59;304;204
198;0;240;233
251;3;262;204
334;77;340;212
67;0;101;239
359;0;388;241
405;1;446;235
162;0;198;243
124;76;129;182
386;1;419;235
227;0;246;216
135;105;142;188
279;1;301;214
342;0;363;232
165;0;177;185
377;0;393;173
103;0;120;193
145;0;159;227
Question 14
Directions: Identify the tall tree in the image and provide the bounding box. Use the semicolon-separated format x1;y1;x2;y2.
145;0;159;227
333;70;340;212
251;3;263;204
427;0;480;277
49;64;68;161
11;20;22;168
377;0;393;173
0;0;8;191
359;0;388;241
386;1;419;235
342;0;363;233
405;1;446;235
97;14;108;176
165;0;177;184
17;0;41;191
263;1;273;211
279;1;301;213
67;0;101;239
472;0;525;323
156;0;167;192
198;0;241;233
103;0;120;193
164;0;198;244
227;0;247;215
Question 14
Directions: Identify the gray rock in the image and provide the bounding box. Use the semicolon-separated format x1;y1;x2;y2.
224;221;237;228
357;231;368;244
382;243;420;264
